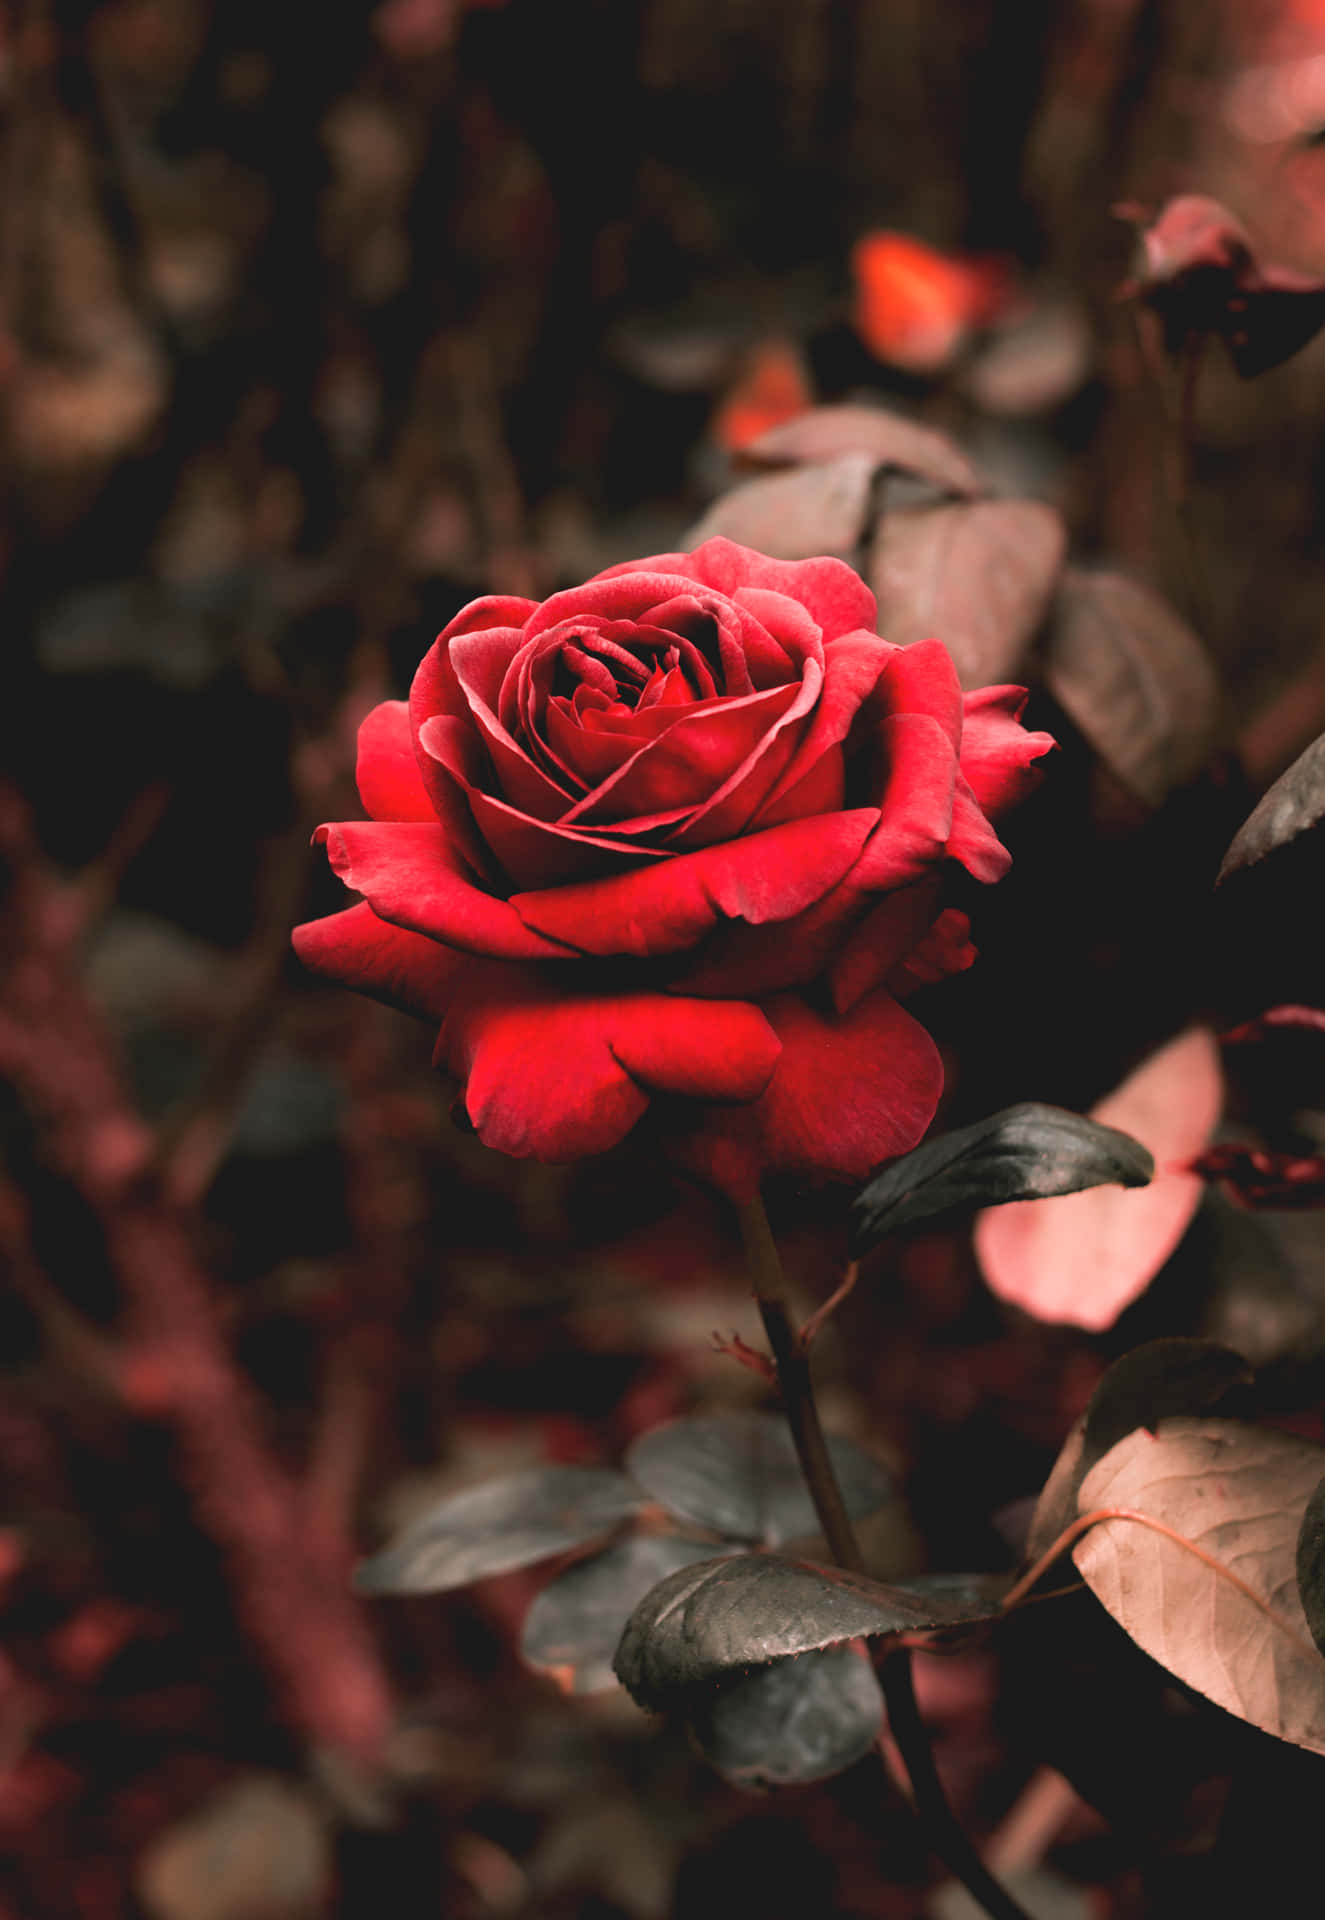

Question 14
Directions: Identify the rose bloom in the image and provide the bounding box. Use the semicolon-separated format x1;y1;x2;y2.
294;538;1052;1200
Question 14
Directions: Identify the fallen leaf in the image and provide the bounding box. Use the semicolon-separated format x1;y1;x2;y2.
1073;1417;1325;1754
686;452;876;560
868;499;1065;688
1043;569;1223;808
974;1027;1224;1330
740;402;983;498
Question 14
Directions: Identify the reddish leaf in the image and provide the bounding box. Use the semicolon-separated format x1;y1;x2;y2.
740;402;984;499
959;302;1093;417
1190;1144;1325;1210
1222;1005;1325;1043
974;1027;1224;1330
850;230;1011;373
1120;195;1325;377
868;498;1065;689
1043;569;1222;808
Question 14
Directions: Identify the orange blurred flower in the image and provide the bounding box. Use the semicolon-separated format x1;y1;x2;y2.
711;340;813;453
850;231;1009;373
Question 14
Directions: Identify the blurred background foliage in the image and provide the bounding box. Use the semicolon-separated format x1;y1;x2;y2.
1;1;1325;1915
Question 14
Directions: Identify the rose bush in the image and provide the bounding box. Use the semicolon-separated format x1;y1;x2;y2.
293;537;1052;1199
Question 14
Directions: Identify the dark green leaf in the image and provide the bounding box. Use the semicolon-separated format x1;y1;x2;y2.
625;1411;891;1547
354;1466;644;1595
1218;730;1325;883
851;1102;1154;1257
613;1553;1007;1711
1026;1339;1251;1564
520;1535;723;1694
688;1645;884;1789
1295;1473;1325;1663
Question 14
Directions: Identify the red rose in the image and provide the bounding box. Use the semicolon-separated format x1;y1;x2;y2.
293;537;1052;1199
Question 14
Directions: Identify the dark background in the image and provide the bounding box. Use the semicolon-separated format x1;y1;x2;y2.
1;2;1324;1915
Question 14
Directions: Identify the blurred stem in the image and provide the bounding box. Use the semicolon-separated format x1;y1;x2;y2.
737;1193;1033;1920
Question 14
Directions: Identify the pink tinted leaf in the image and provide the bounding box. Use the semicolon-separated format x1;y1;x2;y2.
973;1026;1224;1331
738;402;984;499
868;499;1065;690
685;454;877;562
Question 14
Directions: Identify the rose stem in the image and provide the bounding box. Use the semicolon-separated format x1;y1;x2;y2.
737;1193;1034;1920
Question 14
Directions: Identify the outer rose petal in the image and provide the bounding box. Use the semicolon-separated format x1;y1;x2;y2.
596;537;879;645
436;967;781;1161
885;907;976;998
876;637;964;750
945;774;1012;883
673;986;944;1201
958;684;1056;817
509;808;880;958
849;713;957;889
292;904;465;1020
356;701;437;823
314;821;576;960
828;875;945;1012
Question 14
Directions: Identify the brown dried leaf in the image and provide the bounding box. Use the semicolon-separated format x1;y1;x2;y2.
868;499;1066;689
1043;569;1222;808
686;452;875;560
960;304;1093;417
1073;1417;1325;1754
739;402;984;498
974;1027;1224;1331
137;1775;330;1920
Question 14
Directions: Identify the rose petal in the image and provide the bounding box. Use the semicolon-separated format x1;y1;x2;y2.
449;629;575;822
292;903;467;1021
674;986;944;1200
436;967;781;1160
945;773;1011;883
596;537;878;645
409;623;529;827
465;786;670;887
885;906;976;997
849;713;957;889
750;629;895;826
563;680;803;826
314;820;575;960
876;637;964;748
958;684;1056;817
356;701;437;823
828;874;945;1012
509;807;880;957
669;881;870;999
